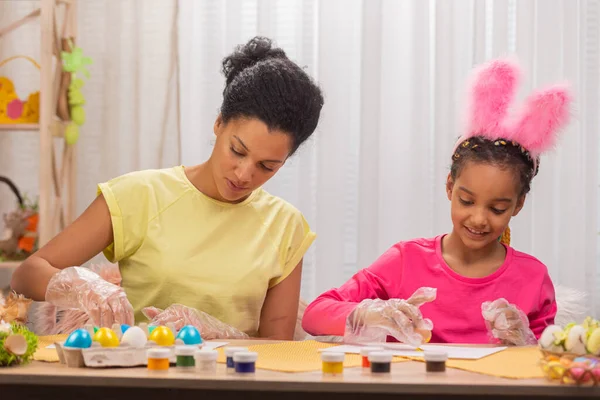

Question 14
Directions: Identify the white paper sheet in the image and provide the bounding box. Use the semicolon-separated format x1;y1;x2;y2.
320;343;506;360
202;341;228;350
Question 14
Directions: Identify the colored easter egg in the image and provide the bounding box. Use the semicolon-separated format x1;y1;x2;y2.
64;329;92;349
93;327;120;348
559;356;573;367
148;326;156;334
71;105;86;125
573;357;593;366
121;326;147;348
120;324;131;334
545;361;565;380
176;325;202;345
568;367;591;383
148;326;175;346
93;326;99;333
586;328;600;355
591;367;600;380
64;123;79;145
7;99;24;119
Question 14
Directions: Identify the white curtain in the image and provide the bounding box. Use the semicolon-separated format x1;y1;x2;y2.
179;0;600;317
0;0;179;265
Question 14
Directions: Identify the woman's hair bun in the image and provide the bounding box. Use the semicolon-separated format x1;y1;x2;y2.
221;36;288;86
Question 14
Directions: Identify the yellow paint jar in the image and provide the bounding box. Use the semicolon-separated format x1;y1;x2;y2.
321;352;345;376
147;348;171;371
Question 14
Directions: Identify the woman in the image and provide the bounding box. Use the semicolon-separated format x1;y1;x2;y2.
11;36;324;340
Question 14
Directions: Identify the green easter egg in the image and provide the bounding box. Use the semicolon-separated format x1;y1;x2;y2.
71;78;85;90
64;123;79;145
68;90;86;106
71;105;86;125
587;328;600;355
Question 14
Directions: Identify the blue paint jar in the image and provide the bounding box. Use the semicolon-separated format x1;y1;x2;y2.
233;351;258;374
224;346;248;372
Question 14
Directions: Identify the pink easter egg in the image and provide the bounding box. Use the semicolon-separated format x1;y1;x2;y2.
569;367;593;383
7;99;23;119
592;367;600;380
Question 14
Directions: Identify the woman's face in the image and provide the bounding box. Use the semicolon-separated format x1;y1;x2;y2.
211;115;292;203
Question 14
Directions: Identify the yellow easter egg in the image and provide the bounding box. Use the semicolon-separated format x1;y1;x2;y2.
93;327;119;347
545;361;566;380
148;326;175;346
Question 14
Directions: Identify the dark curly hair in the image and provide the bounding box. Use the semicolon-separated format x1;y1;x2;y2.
220;36;324;156
450;136;538;196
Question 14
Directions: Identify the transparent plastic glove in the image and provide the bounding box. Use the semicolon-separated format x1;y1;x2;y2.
142;304;249;340
344;287;437;347
481;298;537;346
45;266;134;328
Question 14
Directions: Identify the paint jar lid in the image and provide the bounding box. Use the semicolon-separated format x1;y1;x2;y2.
175;345;196;356
424;350;448;362
195;349;218;361
368;351;393;363
321;352;345;362
147;348;171;359
225;346;249;356
233;351;258;363
360;346;384;357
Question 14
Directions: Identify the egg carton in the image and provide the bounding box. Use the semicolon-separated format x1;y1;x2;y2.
54;339;198;368
54;322;202;368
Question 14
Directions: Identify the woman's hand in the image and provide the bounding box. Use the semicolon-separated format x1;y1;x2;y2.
45;266;134;327
143;304;249;340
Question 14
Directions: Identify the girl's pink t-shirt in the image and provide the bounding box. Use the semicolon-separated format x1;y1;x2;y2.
302;235;556;344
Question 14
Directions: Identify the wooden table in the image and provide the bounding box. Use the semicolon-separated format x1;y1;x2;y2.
0;340;598;400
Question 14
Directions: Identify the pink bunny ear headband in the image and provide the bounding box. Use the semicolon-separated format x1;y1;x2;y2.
452;58;572;175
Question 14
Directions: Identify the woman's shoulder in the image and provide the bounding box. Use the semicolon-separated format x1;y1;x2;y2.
251;188;305;219
101;166;189;195
98;166;191;215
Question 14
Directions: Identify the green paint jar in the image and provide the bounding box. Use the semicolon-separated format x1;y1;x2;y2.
175;345;196;370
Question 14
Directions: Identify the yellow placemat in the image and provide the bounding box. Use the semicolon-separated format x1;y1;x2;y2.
408;346;544;379
33;334;67;362
217;340;407;373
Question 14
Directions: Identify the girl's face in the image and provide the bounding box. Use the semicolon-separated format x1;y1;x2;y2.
446;161;525;250
211;115;291;203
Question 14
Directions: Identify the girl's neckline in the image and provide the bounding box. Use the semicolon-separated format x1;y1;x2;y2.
176;165;260;208
434;234;513;284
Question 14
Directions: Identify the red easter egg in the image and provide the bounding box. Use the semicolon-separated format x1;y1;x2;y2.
7;99;23;119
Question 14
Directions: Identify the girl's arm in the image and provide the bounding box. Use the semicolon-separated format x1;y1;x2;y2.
301;245;402;337
10;195;114;300
258;259;303;340
529;273;558;339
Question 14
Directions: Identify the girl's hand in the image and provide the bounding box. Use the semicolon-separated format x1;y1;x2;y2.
481;298;537;346
344;287;437;347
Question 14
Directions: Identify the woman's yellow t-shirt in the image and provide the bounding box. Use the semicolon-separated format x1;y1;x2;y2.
97;165;315;336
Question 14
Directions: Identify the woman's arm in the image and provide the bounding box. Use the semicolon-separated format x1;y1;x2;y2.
10;195;114;301
258;260;303;340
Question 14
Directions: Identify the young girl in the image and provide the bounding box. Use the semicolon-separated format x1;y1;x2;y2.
11;36;324;340
302;58;571;346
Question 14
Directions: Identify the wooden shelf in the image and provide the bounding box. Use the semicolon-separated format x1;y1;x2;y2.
0;120;67;137
1;0;78;248
0;124;40;131
0;261;21;269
